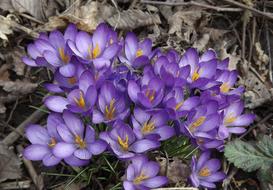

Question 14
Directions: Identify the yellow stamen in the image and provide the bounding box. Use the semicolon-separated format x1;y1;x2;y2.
133;173;148;184
199;167;211;177
189;116;206;132
136;49;143;57
117;135;129;151
192;69;200;81
145;89;156;102
92;43;100;59
224;114;237;125
175;101;184;111
48;138;57;147
105;99;116;120
58;48;69;63
73;91;85;108
142;121;155;133
68;77;77;85
220;82;230;93
75;135;86;149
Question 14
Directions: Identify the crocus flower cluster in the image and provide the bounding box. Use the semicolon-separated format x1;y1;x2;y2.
22;23;255;189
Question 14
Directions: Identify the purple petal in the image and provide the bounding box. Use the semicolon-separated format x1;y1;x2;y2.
42;154;62;166
64;155;89;166
123;181;135;190
133;108;149;124
142;161;160;178
49;30;65;49
232;114;255;126
92;23;108;52
25;125;50;145
47;113;63;139
44;96;68;113
200;49;216;62
141;176;168;188
22;57;38;67
76;31;92;57
154;126;175;140
27;44;41;58
203;159;221;172
57;123;74;143
197;151;210;170
179;48;198;69
85;85;97;107
130;139;160;153
199;59;217;79
43;83;63;93
64;24;77;42
74;149;92;160
102;43;120;59
59;63;75;77
199;181;216;188
24;144;49;160
126;164;136;181
44;50;61;66
228;127;247;134
88;140;107;155
125;32;138;60
63;110;84;137
204;172;226;182
53;142;76;158
128;81;140;103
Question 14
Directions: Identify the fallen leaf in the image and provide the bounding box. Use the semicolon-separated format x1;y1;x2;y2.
0;80;37;94
0;15;13;41
107;9;161;30
0;143;21;183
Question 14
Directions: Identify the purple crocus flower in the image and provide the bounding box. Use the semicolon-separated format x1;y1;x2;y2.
179;48;217;89
44;69;98;113
128;70;164;109
153;56;190;87
190;151;226;188
52;110;107;162
68;23;120;69
163;87;200;119
92;81;130;124
218;101;255;139
182;101;220;138
119;32;155;68
100;120;160;159
193;130;224;150
41;24;78;77
24;113;64;166
123;155;168;190
131;108;175;141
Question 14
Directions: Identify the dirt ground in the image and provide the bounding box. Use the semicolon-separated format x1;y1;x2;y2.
0;0;273;190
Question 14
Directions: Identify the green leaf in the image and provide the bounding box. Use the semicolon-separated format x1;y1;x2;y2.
224;136;273;173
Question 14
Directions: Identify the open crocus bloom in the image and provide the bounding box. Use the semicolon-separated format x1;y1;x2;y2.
123;155;168;190
190;151;226;188
100;120;160;159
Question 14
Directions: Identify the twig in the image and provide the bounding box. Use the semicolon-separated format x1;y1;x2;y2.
141;0;242;12
2;105;46;146
17;145;44;190
222;0;273;20
0;180;31;190
223;167;238;190
248;17;256;64
241;12;247;69
265;19;272;83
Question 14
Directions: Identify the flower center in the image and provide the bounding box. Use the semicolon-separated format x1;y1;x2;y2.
92;43;100;59
75;135;86;149
48;138;57;147
189;116;206;132
117;135;129;151
133;173;148;184
74;91;86;108
199;167;211;177
175;101;184;111
58;48;69;63
220;82;230;93
142;121;155;134
192;69;200;81
68;77;77;85
105;99;116;120
136;49;143;57
224;114;237;125
145;89;156;102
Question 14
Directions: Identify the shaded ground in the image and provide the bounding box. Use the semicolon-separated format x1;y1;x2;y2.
0;0;273;189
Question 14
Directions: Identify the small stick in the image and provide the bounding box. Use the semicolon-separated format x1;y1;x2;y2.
17;145;44;190
0;180;31;190
222;0;273;20
141;0;242;12
2;105;46;146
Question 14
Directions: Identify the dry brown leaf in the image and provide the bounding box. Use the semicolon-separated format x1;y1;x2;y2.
0;80;37;94
0;15;13;41
107;9;161;30
11;48;26;76
168;10;202;44
193;33;210;51
219;41;240;71
0;143;21;183
43;1;105;32
157;157;190;186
